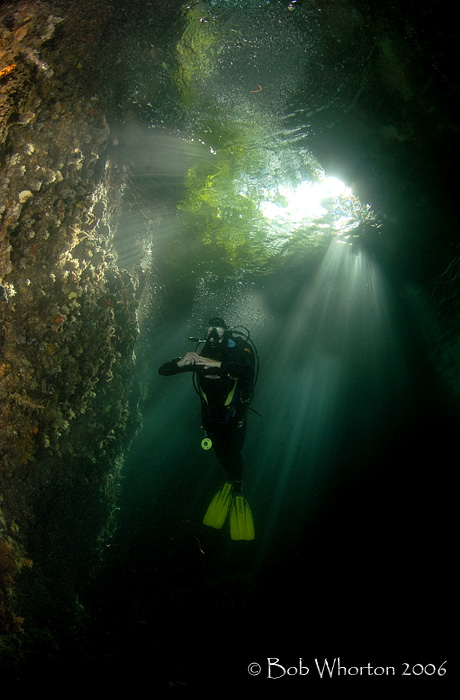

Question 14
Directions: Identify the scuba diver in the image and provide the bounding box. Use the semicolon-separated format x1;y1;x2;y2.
158;317;258;540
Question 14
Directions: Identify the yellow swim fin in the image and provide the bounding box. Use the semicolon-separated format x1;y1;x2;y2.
230;494;255;541
203;482;234;529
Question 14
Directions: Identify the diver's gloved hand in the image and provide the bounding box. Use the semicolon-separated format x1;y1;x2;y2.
177;352;202;367
195;356;222;370
177;352;222;370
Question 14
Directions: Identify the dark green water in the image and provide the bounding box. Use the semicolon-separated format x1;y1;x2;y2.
26;0;459;688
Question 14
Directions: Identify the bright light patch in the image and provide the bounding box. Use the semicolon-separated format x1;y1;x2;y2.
260;175;354;229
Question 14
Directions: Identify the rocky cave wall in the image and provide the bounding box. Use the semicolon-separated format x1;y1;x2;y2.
0;2;141;665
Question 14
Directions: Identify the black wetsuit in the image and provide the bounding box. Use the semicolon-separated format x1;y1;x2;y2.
158;335;255;481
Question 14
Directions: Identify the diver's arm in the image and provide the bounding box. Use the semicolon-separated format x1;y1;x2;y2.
194;356;222;370
158;352;204;376
158;357;193;376
159;346;252;376
178;352;203;368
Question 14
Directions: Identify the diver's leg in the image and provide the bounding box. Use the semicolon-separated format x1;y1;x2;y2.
209;421;246;482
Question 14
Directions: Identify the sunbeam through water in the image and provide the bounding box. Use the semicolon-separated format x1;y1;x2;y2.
250;240;410;549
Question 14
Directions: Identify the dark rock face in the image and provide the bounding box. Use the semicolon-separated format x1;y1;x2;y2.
0;2;140;663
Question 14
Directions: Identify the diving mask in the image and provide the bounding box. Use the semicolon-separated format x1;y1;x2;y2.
205;317;227;346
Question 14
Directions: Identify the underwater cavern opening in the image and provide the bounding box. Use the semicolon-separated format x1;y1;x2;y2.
0;0;457;688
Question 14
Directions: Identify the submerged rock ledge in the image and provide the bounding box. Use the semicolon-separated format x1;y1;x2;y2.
0;1;141;667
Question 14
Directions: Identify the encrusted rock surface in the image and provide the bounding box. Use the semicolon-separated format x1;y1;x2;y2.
1;1;141;665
